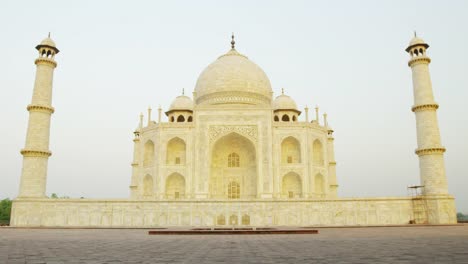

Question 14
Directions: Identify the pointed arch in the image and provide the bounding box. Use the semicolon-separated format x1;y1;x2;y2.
315;173;325;197
177;115;185;122
274;115;279;122
313;139;324;166
143;140;155;166
210;132;257;199
282;114;290;122
282;172;302;198
143;174;153;196
166;137;186;165
229;214;238;225
165;173;185;199
187;116;193;122
281;136;301;164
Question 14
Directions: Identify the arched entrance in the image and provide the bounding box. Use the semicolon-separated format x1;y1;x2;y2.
209;132;257;199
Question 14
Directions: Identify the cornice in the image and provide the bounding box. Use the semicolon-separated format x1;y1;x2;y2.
34;58;57;68
415;147;446;156
20;149;52;157
408;56;431;67
412;103;439;112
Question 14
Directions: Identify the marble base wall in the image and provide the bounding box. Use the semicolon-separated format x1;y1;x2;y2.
10;196;456;227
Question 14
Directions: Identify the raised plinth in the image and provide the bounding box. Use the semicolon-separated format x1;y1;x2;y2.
148;227;319;235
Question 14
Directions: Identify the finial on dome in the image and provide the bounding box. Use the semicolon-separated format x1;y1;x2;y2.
414;31;417;37
281;88;284;95
182;88;185;95
48;32;51;38
231;33;235;49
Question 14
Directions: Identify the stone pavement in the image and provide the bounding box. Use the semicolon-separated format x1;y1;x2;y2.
1;225;468;263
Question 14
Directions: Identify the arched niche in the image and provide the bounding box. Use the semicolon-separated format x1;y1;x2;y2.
210;132;257;199
281;136;301;164
166;137;186;165
282;172;302;198
315;173;325;197
313;139;324;166
143;140;155;166
165;173;185;199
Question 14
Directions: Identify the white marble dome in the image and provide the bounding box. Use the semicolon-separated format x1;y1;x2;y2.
273;94;298;111
169;95;194;111
194;48;272;105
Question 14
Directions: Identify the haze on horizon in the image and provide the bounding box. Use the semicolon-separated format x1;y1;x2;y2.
1;0;467;212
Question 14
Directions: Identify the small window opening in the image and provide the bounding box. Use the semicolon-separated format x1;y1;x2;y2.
282;114;290;122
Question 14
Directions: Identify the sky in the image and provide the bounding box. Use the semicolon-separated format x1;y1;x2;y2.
0;0;467;212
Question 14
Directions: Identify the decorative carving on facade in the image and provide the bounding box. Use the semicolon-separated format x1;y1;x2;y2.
209;125;258;143
197;91;270;106
415;147;446;156
411;103;439;112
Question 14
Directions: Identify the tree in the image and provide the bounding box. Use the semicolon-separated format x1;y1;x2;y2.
0;198;12;225
457;212;468;222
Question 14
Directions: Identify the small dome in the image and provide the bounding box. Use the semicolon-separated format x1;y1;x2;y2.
36;36;59;53
40;37;57;48
273;94;298;111
408;36;425;47
405;35;429;52
169;95;194;112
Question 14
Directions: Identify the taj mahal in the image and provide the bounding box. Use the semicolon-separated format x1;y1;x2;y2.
10;34;457;227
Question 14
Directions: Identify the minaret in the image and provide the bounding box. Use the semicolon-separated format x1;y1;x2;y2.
324;114;338;198
18;35;59;198
406;34;448;196
129;114;143;199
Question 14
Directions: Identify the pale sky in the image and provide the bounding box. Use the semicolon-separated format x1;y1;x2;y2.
1;0;467;212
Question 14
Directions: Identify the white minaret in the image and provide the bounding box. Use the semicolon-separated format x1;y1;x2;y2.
324;114;338;198
18;35;59;198
406;34;449;196
129;114;143;199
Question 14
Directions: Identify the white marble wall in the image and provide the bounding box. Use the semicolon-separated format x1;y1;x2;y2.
10;196;457;227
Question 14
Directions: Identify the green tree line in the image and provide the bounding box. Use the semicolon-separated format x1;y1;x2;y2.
0;198;12;225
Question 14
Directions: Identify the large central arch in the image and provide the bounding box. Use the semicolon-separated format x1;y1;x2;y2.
209;132;257;199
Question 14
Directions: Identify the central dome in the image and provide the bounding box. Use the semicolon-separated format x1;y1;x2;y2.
194;48;272;105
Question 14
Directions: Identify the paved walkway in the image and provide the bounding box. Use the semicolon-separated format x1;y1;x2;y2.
1;225;468;263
